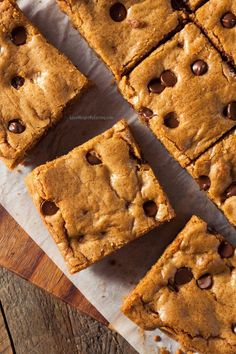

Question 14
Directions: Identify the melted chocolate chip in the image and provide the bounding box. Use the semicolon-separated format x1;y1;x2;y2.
197;274;213;290
191;60;208;76
86;151;102;165
148;78;165;94
232;324;236;334
224;182;236;199
139;107;153;120
221;12;236;29
143;200;158;217
225;102;236;120
197;175;211;191
110;3;127;22
41;200;59;216
11;76;25;89
164;112;179;128
218;240;234;258
8;119;25;134
174;267;193;286
171;0;187;10
160;70;177;87
11;26;27;46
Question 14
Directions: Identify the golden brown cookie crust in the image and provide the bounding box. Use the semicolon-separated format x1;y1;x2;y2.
195;0;236;65
188;130;236;227
26;120;175;273
0;0;89;169
57;0;182;79
122;215;236;354
119;23;236;167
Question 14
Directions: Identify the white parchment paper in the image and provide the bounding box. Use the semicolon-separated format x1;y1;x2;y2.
1;1;236;353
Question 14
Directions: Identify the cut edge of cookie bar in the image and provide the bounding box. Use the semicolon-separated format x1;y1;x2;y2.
122;215;236;353
187;0;209;12
0;0;90;170
56;0;187;80
192;0;236;67
187;128;236;228
25;119;175;274
118;22;236;168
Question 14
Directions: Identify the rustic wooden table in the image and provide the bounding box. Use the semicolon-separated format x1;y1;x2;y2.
0;267;137;354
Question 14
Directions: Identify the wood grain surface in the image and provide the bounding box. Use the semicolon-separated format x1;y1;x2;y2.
0;267;136;354
0;204;107;326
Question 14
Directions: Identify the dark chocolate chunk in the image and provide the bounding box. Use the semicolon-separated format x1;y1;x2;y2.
197;175;211;191
224;182;236;199
86;151;102;165
8;120;25;134
174;267;193;286
197;274;213;290
11;76;25;89
221;12;236;29
164;112;179;128
191;60;208;76
225;102;236;120
41;201;59;216
11;26;27;46
148;78;165;94
160;70;177;87
143;200;158;217
218;241;234;258
139;107;153;120
110;3;127;22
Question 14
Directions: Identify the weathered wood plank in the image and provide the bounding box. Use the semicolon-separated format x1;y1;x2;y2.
0;204;107;325
0;302;14;354
0;268;137;354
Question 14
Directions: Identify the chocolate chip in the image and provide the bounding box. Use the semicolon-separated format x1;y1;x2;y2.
174;267;193;286
41;201;59;216
160;70;177;87
232;324;236;334
221;12;236;29
197;175;211;191
225;102;236;120
8;119;25;134
207;226;217;235
164;112;179;128
171;0;187;10
218;240;234;258
197;274;213;289
11;26;27;46
110;3;127;22
191;60;208;76
143;200;158;217
168;279;179;292
11;76;25;89
148;78;165;94
86;151;102;165
224;182;236;199
139;107;153;120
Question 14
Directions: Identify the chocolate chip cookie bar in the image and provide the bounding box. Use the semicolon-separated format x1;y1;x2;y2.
195;0;236;65
188;129;236;227
0;0;89;169
119;23;236;167
122;215;236;354
57;0;183;79
26;120;175;273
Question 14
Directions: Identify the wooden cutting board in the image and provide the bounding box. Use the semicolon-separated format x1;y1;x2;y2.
0;204;108;326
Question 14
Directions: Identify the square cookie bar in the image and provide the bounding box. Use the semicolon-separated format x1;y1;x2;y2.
195;0;236;65
188;129;236;227
57;0;183;79
122;215;236;354
26;120;175;273
119;23;236;167
0;0;89;169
